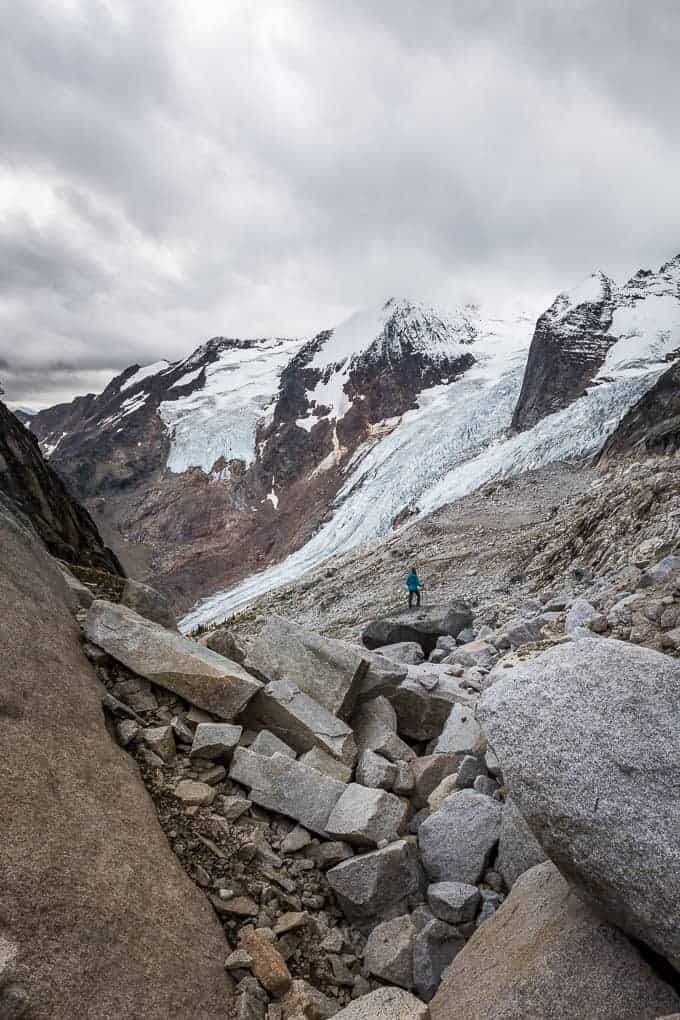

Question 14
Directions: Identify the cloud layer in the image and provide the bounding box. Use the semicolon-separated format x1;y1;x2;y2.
1;0;679;406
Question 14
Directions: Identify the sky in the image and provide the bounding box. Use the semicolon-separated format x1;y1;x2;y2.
1;0;679;408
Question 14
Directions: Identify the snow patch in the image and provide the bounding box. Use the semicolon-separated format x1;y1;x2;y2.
119;361;169;392
160;338;305;475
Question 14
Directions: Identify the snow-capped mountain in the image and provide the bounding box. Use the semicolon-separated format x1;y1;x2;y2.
30;255;680;626
512;254;680;431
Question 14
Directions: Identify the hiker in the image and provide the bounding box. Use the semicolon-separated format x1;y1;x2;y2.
406;566;422;608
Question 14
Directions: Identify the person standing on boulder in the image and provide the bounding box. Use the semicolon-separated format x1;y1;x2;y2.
406;566;422;608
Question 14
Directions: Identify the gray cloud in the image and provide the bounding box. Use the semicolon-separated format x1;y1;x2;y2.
1;0;679;407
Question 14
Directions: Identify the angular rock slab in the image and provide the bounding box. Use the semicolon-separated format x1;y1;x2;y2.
121;577;177;630
363;602;474;655
326;783;408;848
390;669;476;741
242;679;357;766
244;614;367;718
419;789;501;883
332;987;429;1020
364;915;415;988
429;862;680;1020
229;748;346;835
377;641;425;665
479;638;680;969
327;839;426;926
351;696;414;763
497;797;547;889
85;600;262;720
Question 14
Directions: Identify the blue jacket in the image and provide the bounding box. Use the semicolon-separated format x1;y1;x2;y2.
406;571;421;592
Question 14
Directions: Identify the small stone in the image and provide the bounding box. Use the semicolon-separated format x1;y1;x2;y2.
427;881;481;924
214;794;252;820
356;750;397;791
330;987;429;1018
476;888;504;927
427;775;458;811
473;775;497;797
240;928;292;997
170;714;195;744
314;841;355;870
174;779;216;806
140;749;165;769
251;730;297;759
281;979;339;1019
392;760;415;797
364;915;415;989
299;746;353;783
116;719;139;747
455;755;486;790
191;722;243;762
226;949;254;970
212;895;259;917
142;724;176;762
198;764;228;786
281;825;312;854
273;912;308;935
413;918;465;1002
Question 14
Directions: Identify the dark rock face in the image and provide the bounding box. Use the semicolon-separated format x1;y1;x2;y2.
511;271;617;432
0;399;122;574
512;253;680;434
362;603;473;656
598;359;680;460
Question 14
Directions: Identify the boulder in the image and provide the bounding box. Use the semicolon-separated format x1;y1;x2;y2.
280;979;339;1019
432;703;482;756
243;615;366;718
377;642;425;665
299;747;353;783
0;504;231;1017
390;670;476;741
411;754;461;809
204;626;247;663
85;600;262;720
330;988;429;1020
363;602;473;656
479;638;680;969
497;798;547;889
419;789;502;883
57;566;94;611
413;917;464;1002
142;724;176;762
250;730;296;759
444;641;497;670
239;928;291;998
229;749;346;835
639;554;680;588
326;784;408;848
190;722;242;762
564;597;596;633
121;577;177;630
364;915;415;988
351;697;415;763
326;839;426;925
356;750;396;790
242;680;357;766
427;882;481;924
429;862;680;1020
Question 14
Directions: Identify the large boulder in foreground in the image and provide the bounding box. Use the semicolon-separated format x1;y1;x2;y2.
85;600;262;720
480;638;680;969
362;602;473;656
0;507;231;1017
429;862;680;1019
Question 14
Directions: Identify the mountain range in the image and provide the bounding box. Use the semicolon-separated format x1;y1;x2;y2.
27;253;680;628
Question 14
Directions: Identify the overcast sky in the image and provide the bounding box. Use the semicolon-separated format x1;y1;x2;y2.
1;0;679;407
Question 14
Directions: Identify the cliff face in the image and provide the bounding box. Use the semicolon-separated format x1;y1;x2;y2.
512;255;680;433
598;359;680;461
0;398;123;574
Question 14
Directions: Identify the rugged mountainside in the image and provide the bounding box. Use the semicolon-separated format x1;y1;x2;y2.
31;300;514;610
0;397;122;573
30;253;680;628
512;254;680;431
